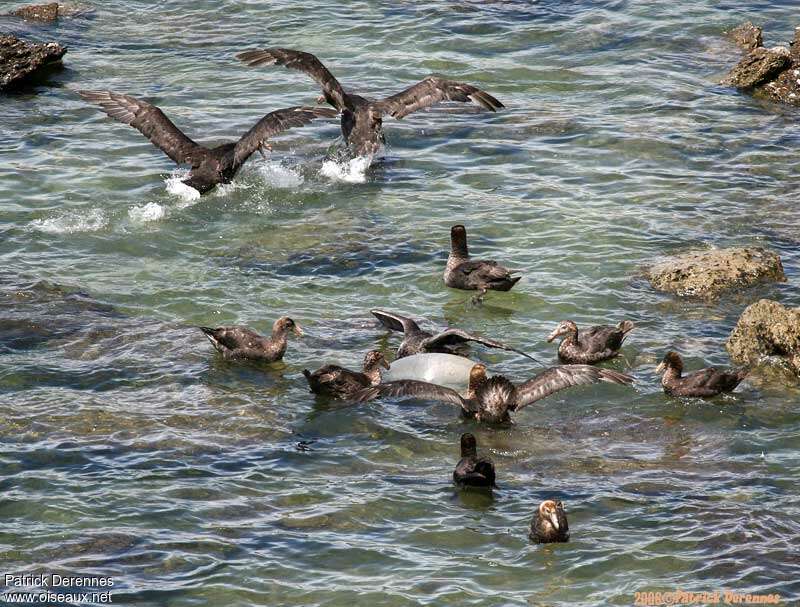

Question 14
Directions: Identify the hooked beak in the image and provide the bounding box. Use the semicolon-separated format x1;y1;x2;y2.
546;329;561;343
380;357;390;370
655;362;665;374
293;324;304;337
548;510;560;531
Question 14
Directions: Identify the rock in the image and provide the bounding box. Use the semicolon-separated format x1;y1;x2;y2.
726;299;800;376
646;247;786;299
753;65;800;106
722;46;791;89
726;22;763;51
0;34;66;90
9;2;59;21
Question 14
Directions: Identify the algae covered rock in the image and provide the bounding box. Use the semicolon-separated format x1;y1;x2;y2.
722;46;791;89
726;299;800;376
646;247;785;299
725;22;763;51
9;2;60;21
0;34;66;90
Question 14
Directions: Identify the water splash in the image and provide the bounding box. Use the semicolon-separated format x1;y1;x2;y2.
165;171;201;203
319;155;373;184
128;202;166;224
29;208;108;234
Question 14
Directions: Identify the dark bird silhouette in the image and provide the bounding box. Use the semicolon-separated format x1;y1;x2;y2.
78;90;337;194
302;350;390;399
370;308;537;362
353;363;633;424
453;433;496;489
200;317;302;362
529;500;569;543
655;351;749;398
444;225;521;299
235;48;504;157
547;319;635;364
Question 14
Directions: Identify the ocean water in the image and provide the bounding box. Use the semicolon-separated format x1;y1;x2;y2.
1;1;799;605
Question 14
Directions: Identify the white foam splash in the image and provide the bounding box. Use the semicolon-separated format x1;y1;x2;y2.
128;202;165;223
257;161;304;189
30;208;108;234
320;155;373;183
165;172;201;203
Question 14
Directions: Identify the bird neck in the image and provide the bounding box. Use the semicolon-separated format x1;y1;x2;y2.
362;362;383;385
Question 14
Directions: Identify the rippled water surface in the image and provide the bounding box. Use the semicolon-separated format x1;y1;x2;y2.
2;1;800;605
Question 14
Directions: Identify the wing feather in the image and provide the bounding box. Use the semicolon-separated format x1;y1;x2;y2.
352;380;466;408
377;76;504;119
236;48;348;111
370;309;422;334
78;90;206;166
515;365;633;410
424;328;538;362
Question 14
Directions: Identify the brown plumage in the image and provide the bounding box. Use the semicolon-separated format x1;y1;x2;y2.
352;363;633;424
655;351;749;398
302;350;390;399
547;320;635;364
200;317;302;362
453;433;496;489
235;48;504;157
529;500;569;543
78;90;337;194
370;308;537;362
443;225;521;296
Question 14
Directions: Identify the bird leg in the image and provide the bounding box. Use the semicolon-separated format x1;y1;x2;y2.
470;287;488;306
258;142;273;158
316;94;326;105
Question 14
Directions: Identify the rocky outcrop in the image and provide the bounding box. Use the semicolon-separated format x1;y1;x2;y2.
646;247;785;299
723;24;800;106
0;35;66;90
9;2;60;21
726;22;763;51
726;299;800;376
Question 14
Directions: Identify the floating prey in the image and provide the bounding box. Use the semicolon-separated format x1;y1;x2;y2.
547;319;635;364
302;350;390;400
236;48;504;157
199;317;302;362
353;363;633;424
453;433;496;489
655;351;749;398
529;500;569;543
371;308;538;362
444;225;521;300
78;90;337;194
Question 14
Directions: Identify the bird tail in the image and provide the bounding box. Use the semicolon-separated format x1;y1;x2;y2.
598;369;634;385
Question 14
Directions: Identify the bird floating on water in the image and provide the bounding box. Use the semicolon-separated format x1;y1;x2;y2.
655;351;748;398
78;90;337;194
353;363;633;424
453;432;496;489
235;48;504;157
547;319;635;364
444;225;521;301
529;499;569;543
371;308;537;362
302;350;390;400
199;317;303;362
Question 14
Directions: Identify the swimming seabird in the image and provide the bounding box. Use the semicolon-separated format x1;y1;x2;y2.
302;350;390;399
199;317;303;362
547;320;635;364
444;225;521;298
655;351;749;398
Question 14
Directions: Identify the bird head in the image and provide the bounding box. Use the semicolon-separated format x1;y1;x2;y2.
547;320;578;342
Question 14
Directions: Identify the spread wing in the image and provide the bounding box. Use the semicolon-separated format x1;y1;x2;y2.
424;328;539;363
377;76;504;119
78;90;207;166
235;48;348;111
233;106;337;166
370;309;422;334
514;365;633;410
352;380;466;409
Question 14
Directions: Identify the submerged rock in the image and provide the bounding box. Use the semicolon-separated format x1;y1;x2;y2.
9;2;60;21
725;22;763;51
726;299;800;377
722;46;791;89
646;247;785;299
0;34;66;90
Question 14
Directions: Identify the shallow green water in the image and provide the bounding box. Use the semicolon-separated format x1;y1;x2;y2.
1;1;799;605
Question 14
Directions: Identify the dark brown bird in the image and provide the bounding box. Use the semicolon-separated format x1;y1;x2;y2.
453;433;496;489
444;225;521;298
547;319;635;364
655;351;749;398
353;363;633;424
302;350;390;399
200;317;302;362
529;499;569;543
78;90;337;194
235;48;504;157
370;309;537;362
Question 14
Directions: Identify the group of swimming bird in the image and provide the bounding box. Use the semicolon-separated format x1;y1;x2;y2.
79;48;750;543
